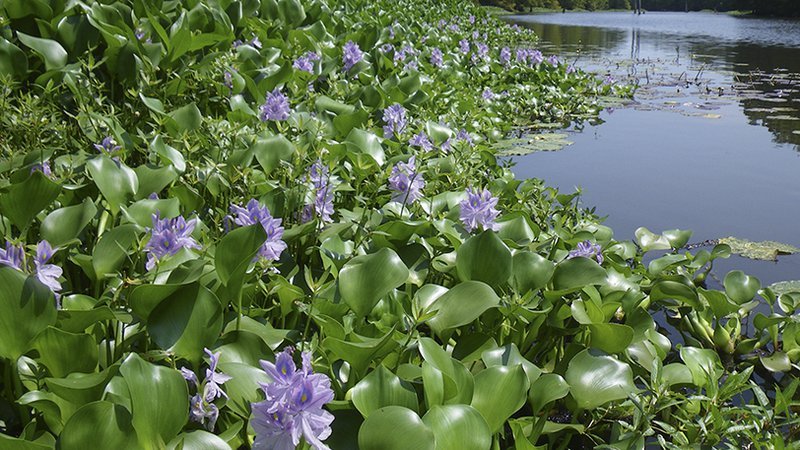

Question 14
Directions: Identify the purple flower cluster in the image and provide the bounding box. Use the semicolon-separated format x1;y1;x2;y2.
409;131;433;151
181;348;232;431
382;104;408;139
293;51;320;74
499;47;511;65
459;39;470;54
1;240;63;304
230;199;287;263
516;49;543;66
251;347;335;450
145;213;201;271
568;240;604;264
430;47;443;68
459;188;500;232
31;161;52;177
301;160;335;224
260;88;291;122
457;128;474;146
388;156;425;205
342;41;363;71
482;88;495;100
475;42;489;60
547;55;559;66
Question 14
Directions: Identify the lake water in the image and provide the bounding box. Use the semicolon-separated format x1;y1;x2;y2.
505;12;800;288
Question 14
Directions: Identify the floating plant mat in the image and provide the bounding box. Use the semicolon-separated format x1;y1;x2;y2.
718;236;800;261
769;280;800;296
495;133;573;156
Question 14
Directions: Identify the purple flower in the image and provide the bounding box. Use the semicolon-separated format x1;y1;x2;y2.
482;88;494;100
380;43;394;54
190;393;219;431
181;367;199;387
430;47;443;68
530;50;544;65
476;42;489;60
438;19;447;29
224;71;234;91
259;88;291;122
342;41;363;71
405;60;418;72
388;25;396;40
0;241;24;270
388;156;425;205
31;161;52;177
457;128;474;146
459;188;500;233
603;75;616;85
94;136;121;154
566;65;576;74
144;213;201;271
34;241;62;301
382;104;408;139
500;47;511;65
547;55;559;66
302;161;335;224
293;51;320;74
568;240;604;264
469;15;476;24
251;37;262;49
459;39;470;54
135;28;145;40
204;348;233;402
409;131;433;151
229;199;287;263
252;348;335;450
448;23;459;32
515;48;528;63
472;30;480;39
440;138;452;153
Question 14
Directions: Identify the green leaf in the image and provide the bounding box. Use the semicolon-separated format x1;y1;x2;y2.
663;229;693;248
421;404;491;450
650;280;700;308
0;267;57;360
470;365;529;433
216;362;269;417
456;230;512;288
150;136;186;172
133;283;223;364
588;323;634;354
358;406;435;450
16;31;67;71
761;352;791;373
120;353;188;448
168;103;202;133
45;365;119;406
551;257;607;293
425;281;500;335
339;248;409;317
528;374;570;414
0;170;61;229
511;251;554;293
30;327;98;378
59;401;139;450
166;431;230;450
351;365;419;417
680;346;723;387
634;227;671;252
719;236;800;261
253;135;297;173
0;37;28;78
133;165;179;200
278;0;306;25
565;349;637;410
215;224;267;286
481;344;542;386
324;329;399;377
345;128;385;167
92;224;141;278
723;270;761;304
40;199;97;247
123;198;181;227
86;156;138;214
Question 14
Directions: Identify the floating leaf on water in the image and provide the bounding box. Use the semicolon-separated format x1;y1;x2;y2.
702;113;722;119
718;236;800;261
765;115;800;121
494;133;573;156
768;280;800;296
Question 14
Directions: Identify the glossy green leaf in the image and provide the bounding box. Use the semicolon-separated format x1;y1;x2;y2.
123;198;181;227
551;257;607;293
425;281;500;335
30;327;97;378
324;330;399;377
565;349;637;410
45;365;119;406
511;251;554;293
92;224;141;278
634;227;671;251
723;270;761;304
680;346;723;387
761;351;791;373
166;431;230;450
278;0;306;25
456;230;512;287
133;165;179;201
253;135;296;173
528;374;570;413
338;248;409;317
422;404;491;450
358;406;435;450
588;323;634;354
168;103;202;133
351;365;419;417
120;353;188;447
0;267;57;360
40;199;97;247
150;135;186;172
470;365;529;433
17;31;67;71
481;344;542;386
345;128;385;167
650;280;700;308
59;401;139;450
0;170;61;229
86;156;138;213
0;38;28;77
215;224;266;286
216;362;270;417
662;229;692;249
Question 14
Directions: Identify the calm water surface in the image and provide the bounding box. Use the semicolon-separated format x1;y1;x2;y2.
506;12;800;287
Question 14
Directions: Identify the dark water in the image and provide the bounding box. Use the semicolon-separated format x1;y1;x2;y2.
506;12;800;288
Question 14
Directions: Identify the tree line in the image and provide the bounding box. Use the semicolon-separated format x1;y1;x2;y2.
482;0;800;16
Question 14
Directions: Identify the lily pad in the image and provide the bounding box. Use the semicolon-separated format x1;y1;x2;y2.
769;280;800;296
494;133;573;156
718;236;800;261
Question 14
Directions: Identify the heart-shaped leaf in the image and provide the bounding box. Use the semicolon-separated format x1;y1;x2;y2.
565;349;637;410
358;406;434;450
723;270;761;304
456;230;512;288
351;365;419;417
338;248;409;317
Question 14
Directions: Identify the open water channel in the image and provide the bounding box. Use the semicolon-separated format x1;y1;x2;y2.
506;11;800;288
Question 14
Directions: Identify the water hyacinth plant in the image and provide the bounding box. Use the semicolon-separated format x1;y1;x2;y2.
0;0;792;448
